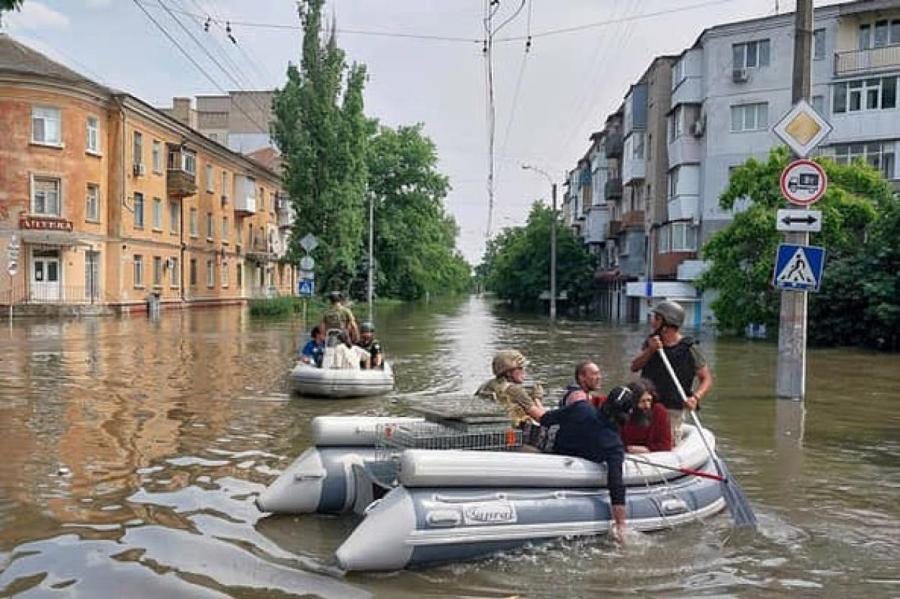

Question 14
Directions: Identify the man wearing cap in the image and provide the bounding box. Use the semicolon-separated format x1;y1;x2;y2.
320;291;359;343
629;300;713;444
475;350;545;448
355;321;383;369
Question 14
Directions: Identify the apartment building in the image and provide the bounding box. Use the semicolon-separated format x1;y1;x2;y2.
161;91;275;154
570;0;900;327
0;34;296;314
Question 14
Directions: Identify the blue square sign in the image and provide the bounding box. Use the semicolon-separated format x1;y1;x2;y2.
773;244;826;292
298;278;315;297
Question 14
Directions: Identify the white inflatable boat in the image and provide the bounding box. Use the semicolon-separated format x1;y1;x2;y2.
256;416;727;570
288;362;394;398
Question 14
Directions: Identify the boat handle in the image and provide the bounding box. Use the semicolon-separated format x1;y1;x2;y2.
294;471;326;481
364;498;383;514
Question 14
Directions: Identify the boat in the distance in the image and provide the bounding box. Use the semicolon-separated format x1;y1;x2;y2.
288;361;394;398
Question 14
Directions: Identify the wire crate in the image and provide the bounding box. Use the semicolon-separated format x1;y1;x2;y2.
375;420;521;459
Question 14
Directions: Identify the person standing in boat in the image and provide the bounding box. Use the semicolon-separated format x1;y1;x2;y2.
475;350;545;448
526;385;635;541
619;380;673;453
629;300;713;444
300;325;326;367
355;321;383;369
559;361;605;407
320;291;359;343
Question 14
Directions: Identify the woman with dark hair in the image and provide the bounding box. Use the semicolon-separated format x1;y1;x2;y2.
620;379;673;454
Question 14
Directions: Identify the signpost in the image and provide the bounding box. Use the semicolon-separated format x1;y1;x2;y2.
7;235;19;323
298;233;318;324
773;244;826;292
776;209;822;233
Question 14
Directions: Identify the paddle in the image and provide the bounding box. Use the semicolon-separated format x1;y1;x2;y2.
656;347;758;528
624;455;725;482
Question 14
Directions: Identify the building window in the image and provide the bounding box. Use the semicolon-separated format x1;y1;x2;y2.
206;259;215;287
236;263;242;287
32;177;61;216
134;192;144;228
190;259;197;286
222;216;229;242
133;131;143;166
189;208;198;236
206;164;214;192
669;106;689;141
668;167;680;198
86;116;100;153
32;106;61;145
183;151;196;175
632;132;645;160
86;183;100;221
672;59;685;89
221;171;229;198
221;262;229;287
206;212;213;239
169;200;180;234
153;256;162;287
152;140;162;173
813;29;826;61
833;77;897;113
152;197;162;230
236;218;243;246
730;102;768;132
830;142;895;180
858;20;900;49
812;95;825;115
259;187;266;212
171;257;180;287
670;222;697;251
732;39;770;70
134;255;144;287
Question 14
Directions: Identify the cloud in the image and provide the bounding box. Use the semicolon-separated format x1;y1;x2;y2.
4;2;70;30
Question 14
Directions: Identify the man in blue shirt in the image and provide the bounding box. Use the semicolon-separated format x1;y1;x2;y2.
300;325;326;367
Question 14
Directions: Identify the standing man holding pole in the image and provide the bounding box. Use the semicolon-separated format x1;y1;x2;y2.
521;164;557;322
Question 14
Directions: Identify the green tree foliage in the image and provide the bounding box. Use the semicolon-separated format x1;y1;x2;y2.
699;146;899;349
0;0;24;11
366;124;470;300
481;203;595;309
272;0;369;292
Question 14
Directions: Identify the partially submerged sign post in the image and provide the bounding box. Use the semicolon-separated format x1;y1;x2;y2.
298;233;318;322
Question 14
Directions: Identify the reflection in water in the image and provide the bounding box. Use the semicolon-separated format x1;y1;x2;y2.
0;297;898;597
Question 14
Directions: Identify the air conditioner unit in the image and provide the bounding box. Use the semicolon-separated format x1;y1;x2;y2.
732;68;749;83
133;163;146;177
691;117;706;137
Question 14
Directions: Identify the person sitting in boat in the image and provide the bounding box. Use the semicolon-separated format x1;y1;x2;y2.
629;300;713;445
475;350;545;449
355;321;383;369
559;360;605;407
320;291;359;344
300;325;326;368
332;331;370;370
619;380;673;454
526;385;636;541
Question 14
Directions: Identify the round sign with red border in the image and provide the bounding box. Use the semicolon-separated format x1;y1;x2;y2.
780;159;827;206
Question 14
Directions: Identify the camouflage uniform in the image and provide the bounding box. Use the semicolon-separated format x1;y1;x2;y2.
322;304;355;332
475;377;544;427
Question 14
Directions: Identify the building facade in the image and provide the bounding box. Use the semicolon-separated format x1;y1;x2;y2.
0;35;296;314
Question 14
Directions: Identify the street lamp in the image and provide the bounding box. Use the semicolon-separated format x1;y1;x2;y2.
521;164;557;321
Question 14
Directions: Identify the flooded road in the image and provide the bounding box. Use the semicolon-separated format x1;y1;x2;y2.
0;295;898;597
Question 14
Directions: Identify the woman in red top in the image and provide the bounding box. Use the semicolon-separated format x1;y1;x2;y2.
619;380;673;453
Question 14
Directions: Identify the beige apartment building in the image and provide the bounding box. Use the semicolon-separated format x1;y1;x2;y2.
0;34;296;315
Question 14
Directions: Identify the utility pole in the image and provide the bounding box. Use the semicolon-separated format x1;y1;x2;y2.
522;164;557;321
367;192;374;323
776;0;813;399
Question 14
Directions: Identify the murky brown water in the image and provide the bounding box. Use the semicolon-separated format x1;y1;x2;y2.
0;296;898;598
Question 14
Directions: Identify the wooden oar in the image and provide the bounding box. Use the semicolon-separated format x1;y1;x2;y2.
657;347;758;528
625;455;725;482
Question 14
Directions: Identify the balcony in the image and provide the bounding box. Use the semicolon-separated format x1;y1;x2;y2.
608;219;623;237
166;168;197;198
234;194;257;216
276;197;293;228
585;206;608;244
604;178;623;200
604;132;623;158
835;46;900;77
622;210;645;229
668;135;703;167
667;195;699;221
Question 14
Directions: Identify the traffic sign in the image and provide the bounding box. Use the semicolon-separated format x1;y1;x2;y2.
299;269;315;280
776;209;822;233
7;262;17;276
299;233;318;253
299;255;315;270
773;244;826;292
772;99;832;158
298;278;315;297
780;159;827;206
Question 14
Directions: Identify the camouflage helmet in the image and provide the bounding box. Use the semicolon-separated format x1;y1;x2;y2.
651;300;685;328
359;321;375;333
492;350;527;377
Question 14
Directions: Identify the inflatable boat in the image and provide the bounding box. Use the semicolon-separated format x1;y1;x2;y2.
256;416;727;570
288;362;394;398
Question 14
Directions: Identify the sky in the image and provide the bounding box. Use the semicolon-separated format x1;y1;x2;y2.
2;0;830;263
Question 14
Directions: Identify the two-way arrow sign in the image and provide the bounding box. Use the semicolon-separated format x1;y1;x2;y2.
776;209;822;233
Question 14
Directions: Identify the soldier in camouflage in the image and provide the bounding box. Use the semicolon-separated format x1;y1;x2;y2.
319;291;359;343
475;350;545;447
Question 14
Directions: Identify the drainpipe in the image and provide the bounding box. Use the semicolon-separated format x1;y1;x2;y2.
113;95;128;307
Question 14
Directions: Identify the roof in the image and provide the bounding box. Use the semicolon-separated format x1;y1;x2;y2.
0;33;111;94
245;146;282;173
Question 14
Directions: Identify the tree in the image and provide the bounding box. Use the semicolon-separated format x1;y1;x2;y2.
698;146;898;349
271;0;369;293
0;1;24;11
481;203;595;310
365;124;470;300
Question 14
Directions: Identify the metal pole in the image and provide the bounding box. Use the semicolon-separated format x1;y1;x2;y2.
367;192;374;323
550;182;557;322
776;0;813;399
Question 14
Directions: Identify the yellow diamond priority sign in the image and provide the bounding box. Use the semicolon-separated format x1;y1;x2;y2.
773;99;832;158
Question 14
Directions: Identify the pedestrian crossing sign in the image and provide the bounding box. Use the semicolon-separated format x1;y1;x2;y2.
773;244;826;292
298;278;315;297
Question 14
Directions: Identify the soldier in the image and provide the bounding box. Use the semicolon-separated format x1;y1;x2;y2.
319;291;359;343
475;350;545;448
356;321;383;369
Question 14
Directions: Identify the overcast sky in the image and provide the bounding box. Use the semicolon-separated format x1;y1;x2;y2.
3;0;832;263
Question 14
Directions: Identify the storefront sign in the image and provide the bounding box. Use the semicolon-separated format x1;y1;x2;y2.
19;216;74;232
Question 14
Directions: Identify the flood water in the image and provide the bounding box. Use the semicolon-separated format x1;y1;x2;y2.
0;295;898;598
